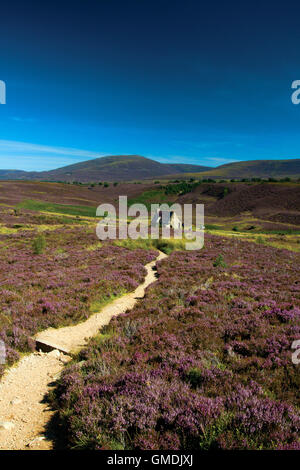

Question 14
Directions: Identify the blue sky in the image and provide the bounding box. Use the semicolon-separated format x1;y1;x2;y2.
0;0;300;171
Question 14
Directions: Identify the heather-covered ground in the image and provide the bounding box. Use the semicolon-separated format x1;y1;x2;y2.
52;234;300;450
0;226;157;376
1;180;300;233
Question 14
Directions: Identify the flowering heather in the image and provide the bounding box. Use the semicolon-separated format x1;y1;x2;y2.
52;234;300;450
0;226;157;374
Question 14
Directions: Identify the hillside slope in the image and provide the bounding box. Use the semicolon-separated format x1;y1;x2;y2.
0;156;299;182
0;156;211;182
205;183;300;217
38;155;174;182
182;159;300;179
0;169;38;180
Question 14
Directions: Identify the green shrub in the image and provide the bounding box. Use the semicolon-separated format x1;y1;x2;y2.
213;254;227;268
186;368;203;388
32;234;46;254
221;187;229;198
165;181;200;196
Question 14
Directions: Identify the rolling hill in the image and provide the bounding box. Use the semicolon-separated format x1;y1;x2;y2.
0;155;211;182
181;159;300;180
0;169;37;179
0;155;299;182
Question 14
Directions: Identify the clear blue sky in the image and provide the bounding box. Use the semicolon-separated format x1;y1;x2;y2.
0;0;300;171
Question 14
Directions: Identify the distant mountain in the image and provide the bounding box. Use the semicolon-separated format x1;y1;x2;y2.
185;159;300;179
0;156;299;182
0;169;37;179
0;155;211;182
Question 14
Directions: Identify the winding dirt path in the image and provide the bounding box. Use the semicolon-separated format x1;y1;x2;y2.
0;251;166;450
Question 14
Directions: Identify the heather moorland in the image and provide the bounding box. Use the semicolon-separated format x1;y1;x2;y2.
50;235;300;450
0;181;299;450
0;224;157;376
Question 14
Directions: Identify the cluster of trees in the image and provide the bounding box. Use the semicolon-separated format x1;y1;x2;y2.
71;181;119;188
229;177;295;183
164;181;201;196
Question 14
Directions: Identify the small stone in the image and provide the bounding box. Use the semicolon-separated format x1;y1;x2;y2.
52;372;61;381
59;354;70;363
10;398;22;405
26;436;45;447
0;421;15;431
226;346;236;357
48;349;60;358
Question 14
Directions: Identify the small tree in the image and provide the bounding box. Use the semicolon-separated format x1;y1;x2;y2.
220;187;229;198
32;234;46;254
213;254;227;268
